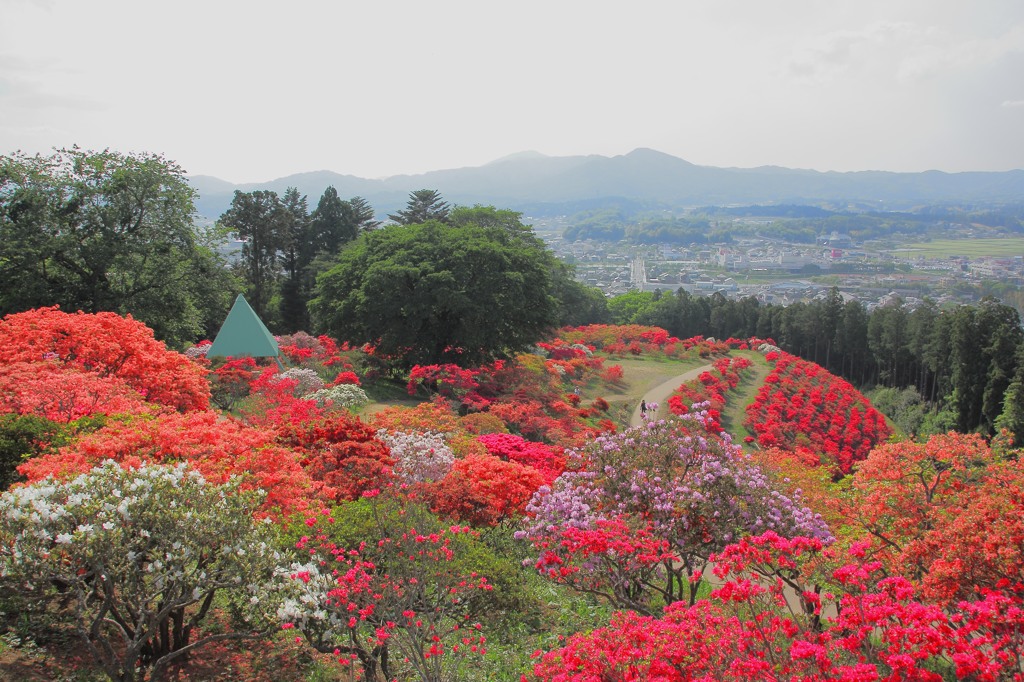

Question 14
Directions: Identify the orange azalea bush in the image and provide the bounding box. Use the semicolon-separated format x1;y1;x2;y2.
0;361;152;422
843;431;1024;604
18;411;312;517
0;307;210;412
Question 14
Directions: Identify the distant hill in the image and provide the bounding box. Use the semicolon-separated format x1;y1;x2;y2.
189;148;1024;220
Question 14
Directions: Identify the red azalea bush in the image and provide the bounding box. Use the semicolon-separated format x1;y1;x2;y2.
476;433;566;485
0;307;210;412
667;355;753;417
406;363;481;399
844;432;1024;604
236;366;325;435
744;351;891;475
284;414;395;503
280;498;493;680
529;530;1024;681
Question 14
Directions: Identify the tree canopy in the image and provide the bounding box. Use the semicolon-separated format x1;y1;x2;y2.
311;207;559;367
0;148;236;346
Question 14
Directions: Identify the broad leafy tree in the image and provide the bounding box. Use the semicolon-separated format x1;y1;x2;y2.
0;148;235;346
311;209;559;367
387;189;450;225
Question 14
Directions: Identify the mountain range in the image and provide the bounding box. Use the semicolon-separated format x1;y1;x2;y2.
188;148;1024;219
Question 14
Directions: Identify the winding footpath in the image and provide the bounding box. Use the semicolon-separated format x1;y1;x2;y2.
629;363;713;427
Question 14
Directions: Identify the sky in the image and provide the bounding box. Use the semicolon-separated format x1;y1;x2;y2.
1;0;1023;183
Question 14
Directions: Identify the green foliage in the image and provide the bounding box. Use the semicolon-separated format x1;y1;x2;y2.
311;211;560;368
866;386;927;438
219;189;289;325
0;148;236;347
278;187;311;333
0;414;107;492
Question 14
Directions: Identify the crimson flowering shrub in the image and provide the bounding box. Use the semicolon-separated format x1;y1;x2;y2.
744;351;891;475
529;530;1024;681
843;432;1024;605
518;408;832;611
476;433;566;485
17;411;312;517
208;357;258;410
532;518;680;614
559;325;677;356
0;307;210;412
406;363;481;401
284;414;395;504
276;332;352;371
237;366;325;435
278;497;492;682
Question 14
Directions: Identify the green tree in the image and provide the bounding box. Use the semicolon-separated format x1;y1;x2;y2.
311;213;558;368
307;186;349;256
450;205;608;327
218;189;287;323
550;264;610;326
308;188;378;256
607;290;656;325
278;186;310;332
388;189;450;225
346;195;380;233
0;148;234;346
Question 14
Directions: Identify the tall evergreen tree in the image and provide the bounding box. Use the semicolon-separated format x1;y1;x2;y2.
388;189;450;225
278;187;310;332
218;190;287;323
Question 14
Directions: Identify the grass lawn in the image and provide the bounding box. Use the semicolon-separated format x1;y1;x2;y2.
597;356;709;427
720;350;771;444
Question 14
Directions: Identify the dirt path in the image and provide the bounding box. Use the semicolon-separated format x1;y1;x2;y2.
629;363;713;427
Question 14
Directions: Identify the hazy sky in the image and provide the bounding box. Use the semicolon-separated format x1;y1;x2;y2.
2;0;1022;183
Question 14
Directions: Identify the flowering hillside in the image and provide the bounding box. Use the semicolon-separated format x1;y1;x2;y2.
3;309;1019;682
745;350;892;475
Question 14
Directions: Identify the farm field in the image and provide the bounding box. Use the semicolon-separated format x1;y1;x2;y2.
896;236;1024;258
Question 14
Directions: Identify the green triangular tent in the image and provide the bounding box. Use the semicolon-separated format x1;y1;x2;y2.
207;294;282;368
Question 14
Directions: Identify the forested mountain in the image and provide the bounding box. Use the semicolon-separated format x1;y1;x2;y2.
189;148;1024;219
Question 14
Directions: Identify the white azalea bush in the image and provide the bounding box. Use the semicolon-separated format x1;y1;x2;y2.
0;461;283;682
302;384;370;411
275;367;326;396
375;429;455;483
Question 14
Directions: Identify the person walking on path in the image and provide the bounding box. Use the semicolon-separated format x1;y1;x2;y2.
630;363;714;428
